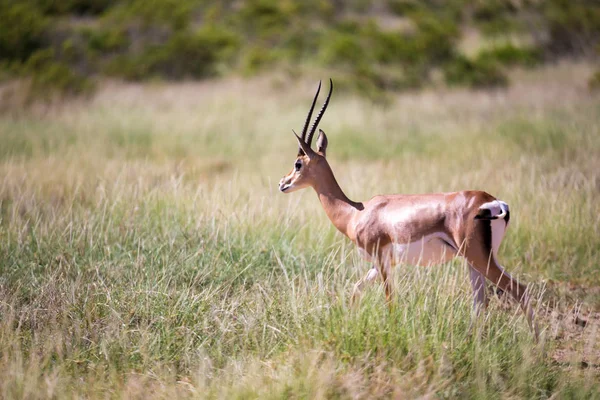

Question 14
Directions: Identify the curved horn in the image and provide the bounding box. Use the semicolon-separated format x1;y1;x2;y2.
301;81;321;142
293;129;314;157
306;78;333;147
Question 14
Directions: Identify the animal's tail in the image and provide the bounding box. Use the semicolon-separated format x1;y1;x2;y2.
474;200;510;222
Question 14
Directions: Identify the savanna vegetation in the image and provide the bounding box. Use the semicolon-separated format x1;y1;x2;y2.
1;62;599;398
1;0;600;99
1;0;600;398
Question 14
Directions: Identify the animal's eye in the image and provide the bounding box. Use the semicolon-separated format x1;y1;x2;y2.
295;161;302;171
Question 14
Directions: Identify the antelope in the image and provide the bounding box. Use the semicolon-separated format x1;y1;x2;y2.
279;79;538;337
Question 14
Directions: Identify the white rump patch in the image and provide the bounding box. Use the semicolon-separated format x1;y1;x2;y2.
479;200;509;220
479;199;509;257
490;218;507;257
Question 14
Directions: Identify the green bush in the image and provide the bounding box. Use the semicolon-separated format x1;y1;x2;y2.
33;24;102;76
241;45;276;76
105;0;198;31
477;44;542;68
471;0;523;36
410;11;459;66
24;48;94;95
277;21;322;60
388;0;465;18
105;26;239;80
387;0;419;16
543;0;600;55
2;0;600;98
33;0;116;16
0;2;47;61
444;55;508;89
363;23;417;65
320;31;364;66
237;0;294;38
82;26;129;53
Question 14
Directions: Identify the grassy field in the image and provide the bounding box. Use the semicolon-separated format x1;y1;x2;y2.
1;63;600;398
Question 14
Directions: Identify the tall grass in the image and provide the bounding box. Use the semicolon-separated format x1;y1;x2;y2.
1;63;599;398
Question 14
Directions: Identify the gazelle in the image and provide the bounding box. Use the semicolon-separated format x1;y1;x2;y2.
279;79;538;337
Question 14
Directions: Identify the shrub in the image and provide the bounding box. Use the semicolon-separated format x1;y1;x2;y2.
23;48;94;96
388;0;465;21
237;0;293;38
363;23;418;65
471;0;523;36
105;0;198;31
410;10;459;66
33;0;117;16
4;0;600;99
543;0;600;56
347;0;371;13
277;21;322;60
105;26;239;80
82;26;129;53
33;24;102;76
387;0;420;16
320;31;364;66
0;2;48;61
241;45;276;76
476;44;542;68
444;55;508;89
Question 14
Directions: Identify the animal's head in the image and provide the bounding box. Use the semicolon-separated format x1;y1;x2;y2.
279;80;332;193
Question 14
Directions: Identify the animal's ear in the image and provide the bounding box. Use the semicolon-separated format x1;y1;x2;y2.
292;129;315;158
316;129;328;157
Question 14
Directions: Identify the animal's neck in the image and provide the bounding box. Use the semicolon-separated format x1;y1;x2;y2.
312;165;363;238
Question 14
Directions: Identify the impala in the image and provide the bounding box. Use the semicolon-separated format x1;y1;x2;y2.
279;79;538;337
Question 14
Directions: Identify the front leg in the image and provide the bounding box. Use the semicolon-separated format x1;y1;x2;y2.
377;253;395;307
352;246;394;307
351;267;379;305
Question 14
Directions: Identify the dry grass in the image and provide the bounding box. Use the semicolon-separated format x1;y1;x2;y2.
0;62;599;398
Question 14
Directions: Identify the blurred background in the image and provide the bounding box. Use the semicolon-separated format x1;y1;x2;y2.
1;0;599;102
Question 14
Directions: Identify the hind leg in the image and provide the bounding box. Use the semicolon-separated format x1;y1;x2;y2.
469;266;488;314
463;219;538;339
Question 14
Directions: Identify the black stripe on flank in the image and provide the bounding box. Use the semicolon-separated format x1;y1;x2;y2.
504;209;510;224
479;219;493;255
474;208;493;220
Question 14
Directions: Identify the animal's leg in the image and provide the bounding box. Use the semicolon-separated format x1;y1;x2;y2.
351;267;379;305
378;257;394;308
462;219;539;339
469;266;488;314
467;266;489;335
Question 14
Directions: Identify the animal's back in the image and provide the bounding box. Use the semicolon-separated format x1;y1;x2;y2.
352;191;501;250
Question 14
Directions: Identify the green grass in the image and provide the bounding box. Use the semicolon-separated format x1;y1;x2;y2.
1;64;600;398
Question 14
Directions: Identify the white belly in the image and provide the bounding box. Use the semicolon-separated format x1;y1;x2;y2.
389;233;457;266
357;233;457;266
